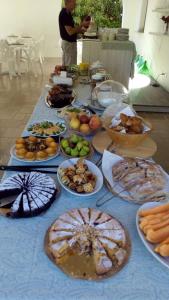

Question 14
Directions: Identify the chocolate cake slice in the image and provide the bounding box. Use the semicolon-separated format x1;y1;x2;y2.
0;172;57;218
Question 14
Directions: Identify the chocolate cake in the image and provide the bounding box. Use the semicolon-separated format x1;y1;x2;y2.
0;172;57;218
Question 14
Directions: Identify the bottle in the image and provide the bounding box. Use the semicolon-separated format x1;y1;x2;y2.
135;54;140;64
138;60;150;75
137;56;144;69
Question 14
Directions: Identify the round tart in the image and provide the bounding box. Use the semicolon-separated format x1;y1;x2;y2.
45;208;130;280
0;172;58;218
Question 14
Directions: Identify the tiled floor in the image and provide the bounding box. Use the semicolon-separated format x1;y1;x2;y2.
0;58;169;179
0;58;60;169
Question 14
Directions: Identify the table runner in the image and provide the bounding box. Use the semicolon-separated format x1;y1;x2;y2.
101;41;136;79
101;40;135;51
0;84;169;300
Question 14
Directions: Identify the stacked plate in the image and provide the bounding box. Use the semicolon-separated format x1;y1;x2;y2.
83;32;97;39
116;28;129;41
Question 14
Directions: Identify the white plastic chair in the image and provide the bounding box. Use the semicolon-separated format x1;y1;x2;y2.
0;39;17;79
21;36;44;76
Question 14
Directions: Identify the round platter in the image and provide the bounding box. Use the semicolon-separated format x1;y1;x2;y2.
45;91;76;110
44;208;131;280
10;145;60;163
101;152;169;205
56;105;91;118
136;201;169;269
26;120;67;137
92;130;157;159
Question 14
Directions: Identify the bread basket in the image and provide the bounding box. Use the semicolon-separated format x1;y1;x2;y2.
103;116;152;147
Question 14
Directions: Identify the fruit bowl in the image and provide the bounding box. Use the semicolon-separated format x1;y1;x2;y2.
68;113;102;136
60;134;93;158
103;116;152;147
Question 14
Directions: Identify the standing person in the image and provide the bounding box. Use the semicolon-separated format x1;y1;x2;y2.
59;0;90;66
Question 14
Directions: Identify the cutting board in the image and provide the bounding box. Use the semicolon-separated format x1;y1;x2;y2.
92;130;157;158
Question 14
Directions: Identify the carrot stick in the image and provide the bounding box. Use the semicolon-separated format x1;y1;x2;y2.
143;219;169;234
158;236;169;246
146;225;169;243
155;244;169;257
139;203;169;217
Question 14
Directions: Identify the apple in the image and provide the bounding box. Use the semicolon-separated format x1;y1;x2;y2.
89;115;102;130
80;124;90;134
79;114;90;124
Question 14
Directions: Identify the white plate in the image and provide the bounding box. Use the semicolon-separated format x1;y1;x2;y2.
26;120;67;137
10;145;60;163
102;151;169;203
84;32;97;37
136;201;169;269
56;105;91;118
57;158;103;197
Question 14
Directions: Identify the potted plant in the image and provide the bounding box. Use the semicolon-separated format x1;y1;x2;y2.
161;15;169;34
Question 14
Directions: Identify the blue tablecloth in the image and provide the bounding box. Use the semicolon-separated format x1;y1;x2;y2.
0;85;169;300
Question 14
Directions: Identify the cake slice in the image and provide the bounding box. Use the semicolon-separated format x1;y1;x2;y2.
92;238;112;275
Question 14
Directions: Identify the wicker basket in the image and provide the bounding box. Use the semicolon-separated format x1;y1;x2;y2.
103;116;152;148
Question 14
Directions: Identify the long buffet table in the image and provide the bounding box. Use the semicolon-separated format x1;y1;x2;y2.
0;82;169;300
78;39;136;88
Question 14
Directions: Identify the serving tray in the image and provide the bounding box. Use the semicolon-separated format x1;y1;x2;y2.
92;130;157;159
136;201;169;269
44;208;131;280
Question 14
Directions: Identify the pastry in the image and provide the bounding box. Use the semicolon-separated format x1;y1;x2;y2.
15;143;25;150
49;142;58;149
27;136;38;143
59;158;97;194
16;137;25;144
16;148;27;158
112;158;166;203
25;151;36;160
45;147;57;156
36;151;48;160
14;136;59;161
112;113;144;134
45;137;55;146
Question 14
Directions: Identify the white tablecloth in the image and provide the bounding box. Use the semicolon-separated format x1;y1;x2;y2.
78;39;136;88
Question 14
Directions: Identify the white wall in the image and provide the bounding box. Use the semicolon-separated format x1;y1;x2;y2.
122;0;169;92
0;0;62;57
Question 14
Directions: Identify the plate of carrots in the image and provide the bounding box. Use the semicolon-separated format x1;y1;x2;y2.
136;201;169;269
